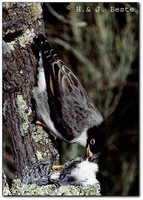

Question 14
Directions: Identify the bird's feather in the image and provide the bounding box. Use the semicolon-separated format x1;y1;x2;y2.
33;35;103;143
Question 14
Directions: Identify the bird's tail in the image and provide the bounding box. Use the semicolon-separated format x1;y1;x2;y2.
33;34;51;51
33;34;60;62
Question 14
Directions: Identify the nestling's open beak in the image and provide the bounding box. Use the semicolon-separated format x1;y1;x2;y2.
52;164;63;172
86;145;93;161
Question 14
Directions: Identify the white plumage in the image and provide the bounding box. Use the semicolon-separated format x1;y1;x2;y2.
50;159;99;186
71;128;87;147
37;52;46;91
71;160;99;186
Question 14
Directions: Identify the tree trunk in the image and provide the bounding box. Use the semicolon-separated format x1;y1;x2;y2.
2;2;101;196
3;2;55;178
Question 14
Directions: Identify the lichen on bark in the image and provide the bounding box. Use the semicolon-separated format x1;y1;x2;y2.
3;178;101;196
3;2;101;196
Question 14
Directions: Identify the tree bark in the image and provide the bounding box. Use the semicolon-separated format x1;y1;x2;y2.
2;2;101;196
2;2;52;178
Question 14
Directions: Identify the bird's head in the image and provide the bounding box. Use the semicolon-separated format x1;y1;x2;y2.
86;121;108;160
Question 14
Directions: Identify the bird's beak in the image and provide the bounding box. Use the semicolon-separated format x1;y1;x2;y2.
52;165;63;172
86;145;93;161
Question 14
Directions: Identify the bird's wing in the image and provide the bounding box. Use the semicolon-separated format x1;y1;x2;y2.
33;35;103;141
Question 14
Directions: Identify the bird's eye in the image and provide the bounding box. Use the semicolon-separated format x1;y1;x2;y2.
90;138;95;145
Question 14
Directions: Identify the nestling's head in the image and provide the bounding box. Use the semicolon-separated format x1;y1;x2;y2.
50;157;99;186
86;121;108;160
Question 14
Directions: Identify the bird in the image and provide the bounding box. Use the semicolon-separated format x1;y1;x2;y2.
50;157;99;186
33;34;107;161
21;157;99;187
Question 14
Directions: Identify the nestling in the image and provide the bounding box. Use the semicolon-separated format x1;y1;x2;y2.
50;157;99;186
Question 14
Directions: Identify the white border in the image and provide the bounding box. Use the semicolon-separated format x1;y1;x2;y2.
0;0;142;2
0;0;141;200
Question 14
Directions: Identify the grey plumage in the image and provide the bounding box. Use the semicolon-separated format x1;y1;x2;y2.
50;157;99;186
22;157;99;187
33;34;107;156
21;145;59;186
22;160;52;186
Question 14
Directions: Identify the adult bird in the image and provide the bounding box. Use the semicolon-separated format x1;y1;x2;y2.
33;34;107;161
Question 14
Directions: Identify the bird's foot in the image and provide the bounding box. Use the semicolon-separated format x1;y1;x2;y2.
35;120;43;126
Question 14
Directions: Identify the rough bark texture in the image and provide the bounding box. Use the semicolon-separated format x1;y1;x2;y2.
2;2;101;196
3;2;46;178
3;176;101;196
